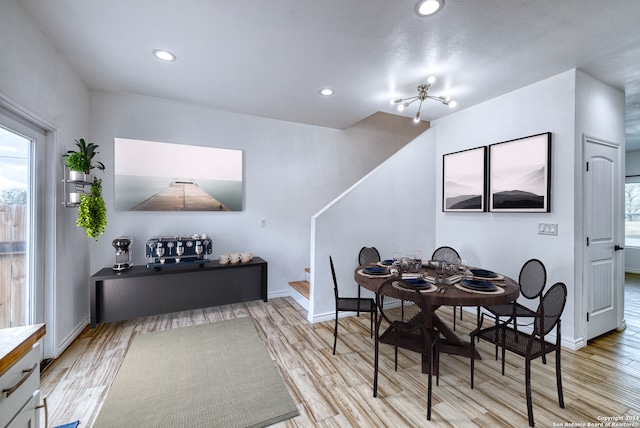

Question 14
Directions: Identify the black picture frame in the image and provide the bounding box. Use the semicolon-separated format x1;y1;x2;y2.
442;146;487;212
488;132;551;212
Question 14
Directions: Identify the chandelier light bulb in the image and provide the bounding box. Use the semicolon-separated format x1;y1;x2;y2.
414;111;421;123
390;98;402;105
427;75;436;84
397;104;406;112
449;100;457;108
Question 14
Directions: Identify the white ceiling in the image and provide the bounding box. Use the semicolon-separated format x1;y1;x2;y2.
16;0;640;149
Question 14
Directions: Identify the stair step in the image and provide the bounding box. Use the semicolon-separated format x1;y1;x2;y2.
289;280;310;300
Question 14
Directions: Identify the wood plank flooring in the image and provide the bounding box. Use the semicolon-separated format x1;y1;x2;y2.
39;280;640;427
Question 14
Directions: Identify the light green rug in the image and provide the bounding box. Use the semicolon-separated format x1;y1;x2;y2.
93;318;299;428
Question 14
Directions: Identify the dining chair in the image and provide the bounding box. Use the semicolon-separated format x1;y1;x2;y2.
373;278;439;421
470;282;567;427
357;247;381;316
478;258;547;359
431;246;462;330
330;256;377;355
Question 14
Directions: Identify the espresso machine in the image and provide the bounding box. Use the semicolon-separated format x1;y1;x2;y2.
112;236;133;271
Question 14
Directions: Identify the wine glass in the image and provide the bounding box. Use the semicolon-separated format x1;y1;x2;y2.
459;258;469;275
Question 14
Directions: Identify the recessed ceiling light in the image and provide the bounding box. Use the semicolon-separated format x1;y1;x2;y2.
319;88;334;96
415;0;444;17
152;49;176;62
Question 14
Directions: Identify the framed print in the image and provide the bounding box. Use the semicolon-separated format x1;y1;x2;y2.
442;146;487;212
488;132;551;212
114;138;243;211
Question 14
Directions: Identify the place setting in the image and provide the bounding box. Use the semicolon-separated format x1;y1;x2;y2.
455;277;506;294
357;265;392;278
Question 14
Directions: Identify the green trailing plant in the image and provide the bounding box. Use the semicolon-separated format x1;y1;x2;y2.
62;138;105;174
77;178;107;240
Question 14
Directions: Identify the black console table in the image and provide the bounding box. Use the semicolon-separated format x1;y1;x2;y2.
90;257;267;327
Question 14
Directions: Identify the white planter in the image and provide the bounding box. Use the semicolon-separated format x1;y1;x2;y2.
83;173;94;184
68;170;84;182
69;192;82;204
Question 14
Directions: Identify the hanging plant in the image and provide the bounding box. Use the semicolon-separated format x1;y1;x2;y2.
77;178;107;240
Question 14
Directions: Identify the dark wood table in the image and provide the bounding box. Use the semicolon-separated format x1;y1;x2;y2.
355;264;519;372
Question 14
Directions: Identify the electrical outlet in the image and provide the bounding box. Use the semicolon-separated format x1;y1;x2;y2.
260;218;267;227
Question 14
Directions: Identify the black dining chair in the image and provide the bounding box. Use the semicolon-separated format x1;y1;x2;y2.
478;259;547;359
373;278;440;421
330;256;377;355
357;247;381;316
470;282;567;427
431;246;462;330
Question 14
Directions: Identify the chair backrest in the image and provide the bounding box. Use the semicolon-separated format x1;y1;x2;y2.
359;247;381;266
329;256;340;302
518;258;547;300
376;278;428;331
431;246;460;264
534;282;567;337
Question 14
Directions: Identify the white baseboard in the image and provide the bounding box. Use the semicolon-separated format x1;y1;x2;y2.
56;317;89;358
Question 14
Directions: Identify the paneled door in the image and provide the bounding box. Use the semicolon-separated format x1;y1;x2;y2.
584;136;623;340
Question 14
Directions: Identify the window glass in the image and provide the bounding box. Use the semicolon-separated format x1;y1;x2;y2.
625;181;640;247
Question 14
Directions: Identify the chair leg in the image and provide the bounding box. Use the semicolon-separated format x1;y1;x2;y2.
525;358;534;427
427;347;433;420
453;306;457;331
470;333;475;389
459;306;463;320
556;350;565;409
495;318;499;360
332;313;339;355
357;285;361;316
373;337;379;397
394;346;398;371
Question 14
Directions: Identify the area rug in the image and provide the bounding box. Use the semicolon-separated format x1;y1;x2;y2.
93;318;299;428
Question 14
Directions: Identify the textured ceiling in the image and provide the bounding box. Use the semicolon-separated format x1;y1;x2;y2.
16;0;640;149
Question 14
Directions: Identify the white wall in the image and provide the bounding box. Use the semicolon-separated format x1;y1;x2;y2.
88;92;425;302
430;69;625;349
311;130;437;321
574;70;626;340
625;150;640;272
0;0;91;357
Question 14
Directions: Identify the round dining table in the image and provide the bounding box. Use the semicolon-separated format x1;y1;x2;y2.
354;264;520;374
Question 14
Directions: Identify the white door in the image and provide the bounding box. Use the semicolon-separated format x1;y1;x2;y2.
584;136;623;340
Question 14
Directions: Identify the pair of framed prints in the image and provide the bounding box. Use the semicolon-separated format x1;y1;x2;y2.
442;132;551;213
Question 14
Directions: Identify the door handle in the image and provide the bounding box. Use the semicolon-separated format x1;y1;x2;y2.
615;245;624;251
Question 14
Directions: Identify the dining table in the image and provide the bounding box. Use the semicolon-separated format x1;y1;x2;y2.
354;262;520;374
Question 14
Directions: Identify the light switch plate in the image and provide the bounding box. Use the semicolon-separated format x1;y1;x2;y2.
538;223;558;235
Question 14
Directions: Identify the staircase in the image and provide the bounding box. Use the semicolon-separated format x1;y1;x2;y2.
289;268;310;311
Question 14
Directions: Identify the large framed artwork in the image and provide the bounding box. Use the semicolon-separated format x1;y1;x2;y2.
488;132;551;212
114;138;243;211
442;146;487;212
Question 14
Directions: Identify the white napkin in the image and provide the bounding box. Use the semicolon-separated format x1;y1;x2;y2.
423;276;437;284
444;274;464;285
402;273;423;279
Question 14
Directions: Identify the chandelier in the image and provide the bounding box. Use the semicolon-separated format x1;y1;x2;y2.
390;76;457;123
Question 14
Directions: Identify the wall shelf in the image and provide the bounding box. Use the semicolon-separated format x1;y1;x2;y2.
61;166;93;207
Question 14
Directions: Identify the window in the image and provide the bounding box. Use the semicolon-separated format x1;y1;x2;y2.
0;107;45;329
625;180;640;247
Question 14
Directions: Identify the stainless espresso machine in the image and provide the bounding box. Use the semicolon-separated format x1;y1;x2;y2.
112;236;133;271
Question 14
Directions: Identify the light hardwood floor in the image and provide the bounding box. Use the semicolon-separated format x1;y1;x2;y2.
40;281;640;427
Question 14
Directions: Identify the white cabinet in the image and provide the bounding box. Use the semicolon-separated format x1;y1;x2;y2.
6;391;39;428
0;325;46;428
